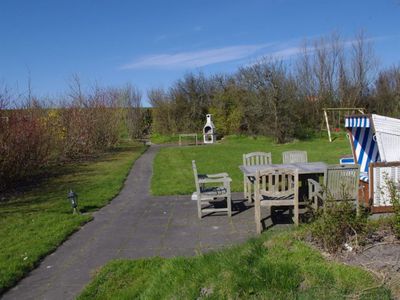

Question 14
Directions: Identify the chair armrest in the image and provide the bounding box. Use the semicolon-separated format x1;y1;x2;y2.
307;178;320;187
206;172;229;178
199;177;232;184
308;179;322;198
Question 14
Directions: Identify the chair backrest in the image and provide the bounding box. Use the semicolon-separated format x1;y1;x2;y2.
282;151;308;164
324;164;359;201
255;168;298;199
192;160;201;194
243;152;272;166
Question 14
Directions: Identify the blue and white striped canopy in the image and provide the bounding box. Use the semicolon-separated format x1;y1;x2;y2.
345;116;370;128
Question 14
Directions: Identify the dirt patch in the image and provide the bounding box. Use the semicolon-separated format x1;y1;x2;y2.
339;239;400;299
306;228;400;298
308;228;398;300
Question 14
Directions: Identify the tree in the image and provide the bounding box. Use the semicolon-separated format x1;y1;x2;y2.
124;84;145;139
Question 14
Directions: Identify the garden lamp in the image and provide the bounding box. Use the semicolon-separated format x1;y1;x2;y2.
67;190;79;214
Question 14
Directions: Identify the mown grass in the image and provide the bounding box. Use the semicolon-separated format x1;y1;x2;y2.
0;141;146;294
79;228;390;300
152;134;351;195
150;133;181;144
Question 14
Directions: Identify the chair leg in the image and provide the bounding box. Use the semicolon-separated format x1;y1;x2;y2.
197;198;202;219
227;195;232;217
249;182;253;202
243;175;247;201
255;199;261;234
293;203;299;226
313;196;318;211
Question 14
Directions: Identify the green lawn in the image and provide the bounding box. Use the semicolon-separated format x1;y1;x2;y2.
79;228;390;300
150;133;181;144
0;141;146;294
152;134;351;195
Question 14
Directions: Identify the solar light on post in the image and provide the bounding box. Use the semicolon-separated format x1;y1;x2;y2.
67;190;79;214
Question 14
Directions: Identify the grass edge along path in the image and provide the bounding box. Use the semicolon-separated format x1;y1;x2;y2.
78;228;391;299
151;134;351;196
0;141;147;294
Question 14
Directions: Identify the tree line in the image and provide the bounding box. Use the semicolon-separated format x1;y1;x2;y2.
149;32;400;143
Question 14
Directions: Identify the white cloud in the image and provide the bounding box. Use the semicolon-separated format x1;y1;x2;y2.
269;46;303;59
123;33;395;70
120;44;271;70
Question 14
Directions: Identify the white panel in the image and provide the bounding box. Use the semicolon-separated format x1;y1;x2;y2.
373;166;400;206
372;114;400;162
372;114;400;136
377;133;400;161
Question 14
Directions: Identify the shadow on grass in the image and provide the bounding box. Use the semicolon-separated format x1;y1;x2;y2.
79;205;105;213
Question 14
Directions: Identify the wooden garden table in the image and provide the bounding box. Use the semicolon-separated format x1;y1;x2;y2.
239;162;327;176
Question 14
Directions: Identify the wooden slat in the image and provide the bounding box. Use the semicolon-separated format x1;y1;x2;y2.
371;206;394;213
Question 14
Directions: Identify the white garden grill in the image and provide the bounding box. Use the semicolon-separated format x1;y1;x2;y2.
203;114;216;144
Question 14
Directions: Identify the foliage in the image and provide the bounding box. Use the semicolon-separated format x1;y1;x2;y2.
367;66;400;116
59;85;125;158
78;229;390;299
310;200;368;253
151;134;350;195
0;104;54;190
124;85;151;139
0;141;146;294
384;176;400;238
148;73;212;135
209;84;245;135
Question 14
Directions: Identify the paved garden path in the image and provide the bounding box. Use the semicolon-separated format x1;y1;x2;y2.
3;145;258;300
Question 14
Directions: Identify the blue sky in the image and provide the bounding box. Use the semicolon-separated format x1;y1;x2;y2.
1;0;400;105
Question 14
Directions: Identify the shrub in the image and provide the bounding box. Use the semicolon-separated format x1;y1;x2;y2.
0;82;143;192
0;105;54;191
384;177;400;238
310;200;368;253
59;87;124;159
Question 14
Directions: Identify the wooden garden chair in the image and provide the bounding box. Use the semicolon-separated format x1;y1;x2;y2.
308;164;360;213
243;152;272;202
282;150;308;164
192;160;232;219
254;168;299;234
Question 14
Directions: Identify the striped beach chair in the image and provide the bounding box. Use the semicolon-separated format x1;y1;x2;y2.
345;114;400;213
